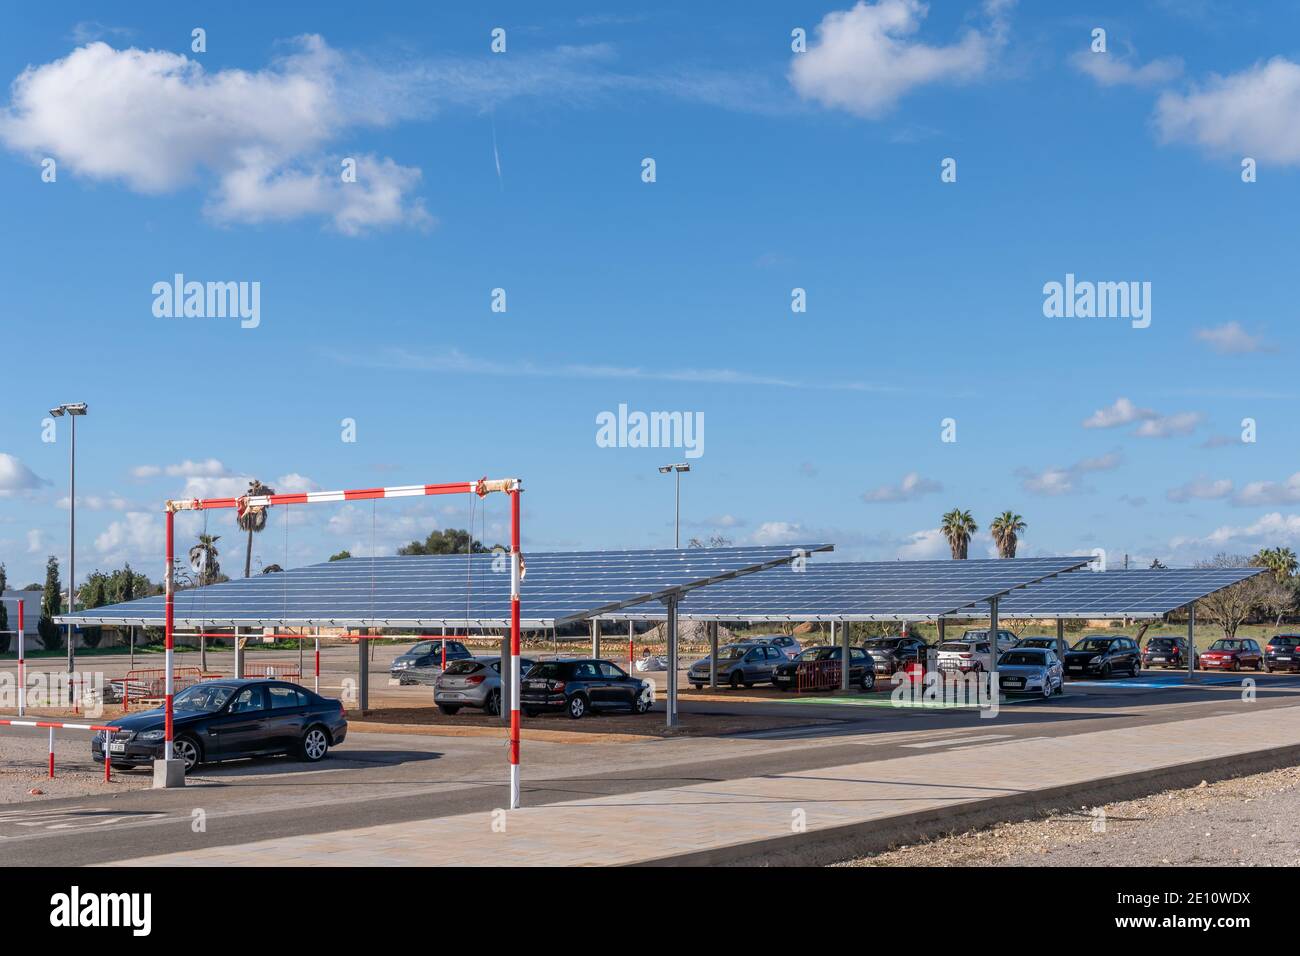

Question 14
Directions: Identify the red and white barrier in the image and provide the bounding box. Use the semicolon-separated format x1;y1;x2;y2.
0;717;123;781
162;477;524;806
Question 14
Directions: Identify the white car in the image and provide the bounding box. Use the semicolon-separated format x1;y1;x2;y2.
936;632;1017;673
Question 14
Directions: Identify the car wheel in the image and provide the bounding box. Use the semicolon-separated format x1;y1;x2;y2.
634;694;651;714
1131;661;1140;678
744;682;755;689
173;735;201;772
729;671;742;689
485;689;501;716
567;694;588;720
693;683;704;690
1264;661;1272;673
859;671;876;692
299;726;330;763
1232;659;1240;672
524;708;540;718
1101;663;1111;679
437;704;461;715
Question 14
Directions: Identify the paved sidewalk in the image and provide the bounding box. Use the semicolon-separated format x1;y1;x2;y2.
109;703;1300;866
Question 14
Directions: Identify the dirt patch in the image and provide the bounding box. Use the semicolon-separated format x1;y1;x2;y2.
834;765;1300;867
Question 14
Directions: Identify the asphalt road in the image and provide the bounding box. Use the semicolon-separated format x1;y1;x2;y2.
3;671;1299;866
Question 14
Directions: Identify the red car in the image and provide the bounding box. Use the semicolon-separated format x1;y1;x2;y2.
1199;638;1263;671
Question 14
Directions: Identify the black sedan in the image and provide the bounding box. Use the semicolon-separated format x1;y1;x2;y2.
91;679;348;772
521;659;653;719
1062;636;1141;679
861;636;928;675
771;646;877;692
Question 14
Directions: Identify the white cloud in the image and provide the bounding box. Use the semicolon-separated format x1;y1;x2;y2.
57;493;129;511
1155;57;1300;164
789;0;1010;119
1170;511;1300;555
1017;451;1122;496
130;465;161;479
0;37;429;234
1082;397;1153;429
274;473;321;494
896;527;950;559
1072;50;1183;88
1166;477;1233;503
1134;411;1203;438
25;529;46;554
1235;472;1300;506
94;511;163;560
862;471;943;502
0;454;49;496
750;521;808;546
1194;321;1272;355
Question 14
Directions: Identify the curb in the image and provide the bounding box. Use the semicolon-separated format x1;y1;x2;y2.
630;741;1300;866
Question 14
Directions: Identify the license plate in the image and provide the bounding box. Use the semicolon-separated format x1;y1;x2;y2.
1003;680;1023;688
1150;657;1166;662
1068;665;1082;670
1277;656;1292;661
109;741;126;754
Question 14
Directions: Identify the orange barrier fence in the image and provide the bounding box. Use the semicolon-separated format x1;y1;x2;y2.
796;659;842;692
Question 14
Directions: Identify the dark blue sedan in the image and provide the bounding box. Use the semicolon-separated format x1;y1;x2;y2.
91;679;348;772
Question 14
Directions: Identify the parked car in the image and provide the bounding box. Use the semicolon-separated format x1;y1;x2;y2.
1200;638;1263;672
1015;635;1071;662
1062;636;1140;679
996;648;1064;698
754;635;803;659
1264;634;1300;673
688;642;784;688
91;679;347;772
1141;636;1196;670
521;659;653;719
861;636;929;675
936;639;1001;673
434;656;536;716
772;646;877;692
961;628;1019;650
390;639;472;685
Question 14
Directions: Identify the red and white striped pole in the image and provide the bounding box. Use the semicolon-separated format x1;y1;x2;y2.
314;636;320;694
164;508;175;765
16;599;25;718
509;485;522;810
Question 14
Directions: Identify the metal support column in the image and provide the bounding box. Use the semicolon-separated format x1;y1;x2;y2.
357;632;369;713
708;620;718;689
591;618;601;659
1187;603;1197;683
987;596;1000;696
665;594;679;728
839;620;849;691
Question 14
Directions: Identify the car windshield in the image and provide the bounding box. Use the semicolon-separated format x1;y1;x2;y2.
1210;640;1244;651
864;639;900;648
1073;639;1113;652
174;683;236;712
528;662;569;679
1019;639;1052;648
939;642;972;652
1270;637;1300;646
443;661;482;675
1000;652;1045;666
1147;639;1176;648
716;647;747;661
407;642;435;656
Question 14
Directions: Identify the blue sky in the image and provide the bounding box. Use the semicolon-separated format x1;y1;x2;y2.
2;0;1299;589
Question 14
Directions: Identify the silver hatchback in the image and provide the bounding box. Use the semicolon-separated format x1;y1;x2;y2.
435;656;537;716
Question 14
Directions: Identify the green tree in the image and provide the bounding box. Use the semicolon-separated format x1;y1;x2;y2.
328;550;352;562
940;509;978;560
398;529;492;555
237;480;275;578
37;555;63;651
188;533;221;667
80;574;108;649
989;511;1026;558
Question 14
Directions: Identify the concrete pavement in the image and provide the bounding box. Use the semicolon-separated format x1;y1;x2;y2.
105;701;1300;866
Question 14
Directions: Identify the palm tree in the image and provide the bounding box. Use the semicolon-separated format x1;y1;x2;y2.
188;533;220;669
940;508;978;559
238;479;275;578
1253;546;1298;580
989;511;1027;558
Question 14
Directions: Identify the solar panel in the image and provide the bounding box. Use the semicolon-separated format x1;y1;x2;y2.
56;545;832;629
958;567;1269;619
597;556;1093;622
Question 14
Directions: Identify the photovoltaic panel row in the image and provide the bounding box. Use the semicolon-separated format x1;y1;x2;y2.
597;556;1094;622
972;567;1268;619
56;545;832;628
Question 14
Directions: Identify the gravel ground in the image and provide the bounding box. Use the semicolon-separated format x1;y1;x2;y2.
0;731;155;803
835;765;1300;867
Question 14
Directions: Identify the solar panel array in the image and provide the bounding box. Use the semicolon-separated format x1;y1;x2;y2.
597;556;1094;622
963;567;1269;619
56;545;832;629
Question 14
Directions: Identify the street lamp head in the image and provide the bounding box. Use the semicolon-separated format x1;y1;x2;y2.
658;466;672;474
48;407;64;418
659;463;690;474
50;402;88;417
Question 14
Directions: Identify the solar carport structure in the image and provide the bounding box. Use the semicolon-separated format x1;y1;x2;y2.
58;544;833;723
597;556;1096;691
944;566;1269;681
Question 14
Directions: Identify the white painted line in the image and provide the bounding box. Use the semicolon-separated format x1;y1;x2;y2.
902;734;1013;749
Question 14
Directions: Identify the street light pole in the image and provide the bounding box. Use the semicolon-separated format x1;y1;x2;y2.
49;402;87;700
658;463;690;548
